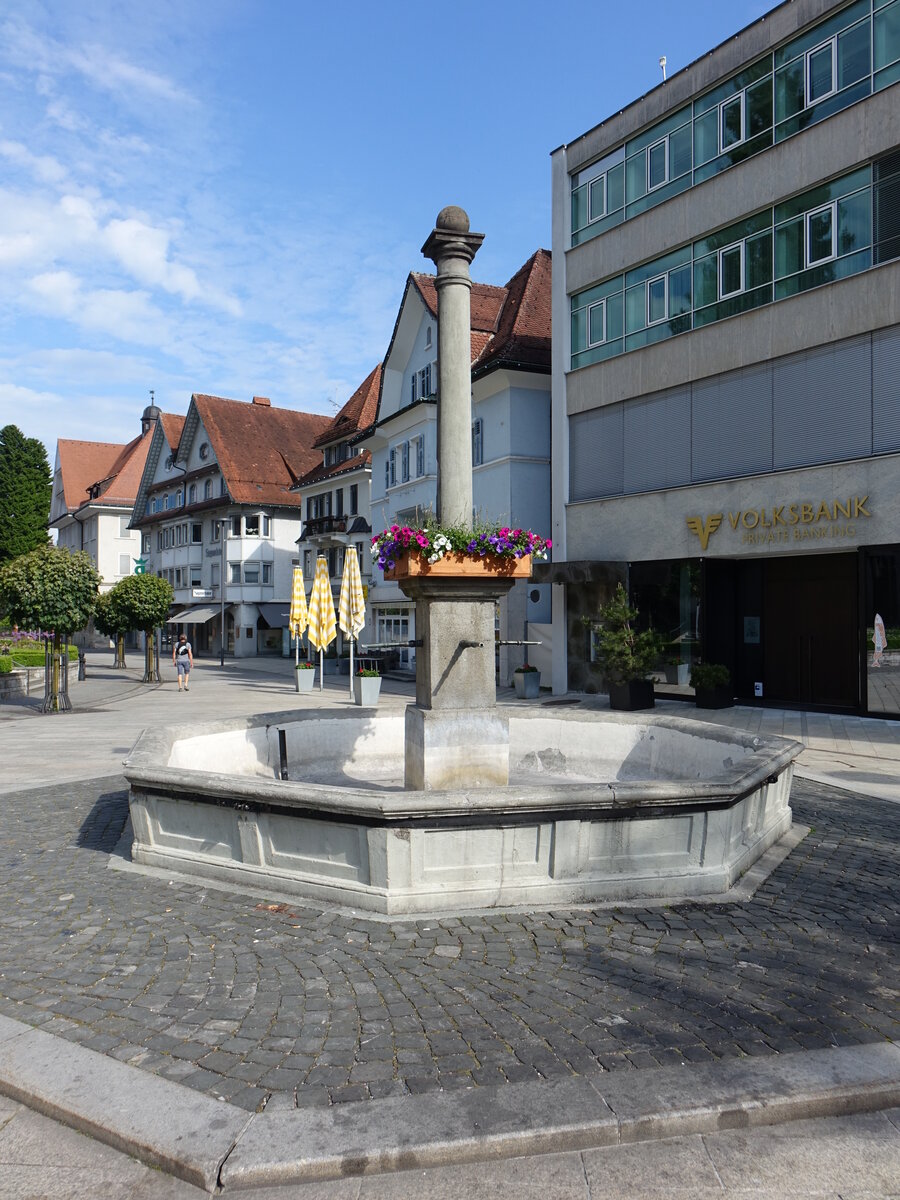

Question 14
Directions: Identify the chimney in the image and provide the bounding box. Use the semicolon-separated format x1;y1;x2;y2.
252;396;271;406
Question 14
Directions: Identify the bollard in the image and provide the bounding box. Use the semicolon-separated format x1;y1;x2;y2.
78;652;86;681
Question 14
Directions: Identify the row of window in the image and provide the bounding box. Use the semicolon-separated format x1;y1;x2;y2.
386;435;427;489
323;441;354;467
152;513;273;552
571;155;898;368
148;475;227;514
301;542;367;579
570;0;900;244
306;484;359;521
155;561;275;589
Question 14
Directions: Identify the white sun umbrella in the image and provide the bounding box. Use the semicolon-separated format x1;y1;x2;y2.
288;566;308;672
307;556;337;691
338;546;366;698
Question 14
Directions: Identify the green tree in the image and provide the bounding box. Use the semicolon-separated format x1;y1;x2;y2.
110;574;174;681
0;545;99;710
0;426;52;564
93;589;129;668
593;583;661;685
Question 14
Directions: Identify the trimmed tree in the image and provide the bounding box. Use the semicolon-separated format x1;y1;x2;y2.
110;574;174;681
93;589;129;668
0;545;99;711
0;425;52;564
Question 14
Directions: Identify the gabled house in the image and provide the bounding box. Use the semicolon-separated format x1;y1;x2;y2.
363;249;553;680
50;403;157;611
292;365;381;626
130;394;329;658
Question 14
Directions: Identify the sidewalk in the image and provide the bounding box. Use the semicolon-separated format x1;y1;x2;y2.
0;660;897;1195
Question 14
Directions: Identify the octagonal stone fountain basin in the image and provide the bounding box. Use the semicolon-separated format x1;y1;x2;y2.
123;707;800;915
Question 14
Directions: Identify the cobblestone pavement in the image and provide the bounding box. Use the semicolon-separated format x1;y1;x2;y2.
0;776;897;1114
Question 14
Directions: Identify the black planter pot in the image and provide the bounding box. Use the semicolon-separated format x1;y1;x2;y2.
694;684;733;709
608;679;655;711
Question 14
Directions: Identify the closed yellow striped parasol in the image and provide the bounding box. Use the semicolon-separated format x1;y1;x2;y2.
288;567;308;639
307;556;337;688
338;546;366;695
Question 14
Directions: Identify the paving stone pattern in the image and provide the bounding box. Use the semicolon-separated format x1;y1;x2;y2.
0;776;897;1113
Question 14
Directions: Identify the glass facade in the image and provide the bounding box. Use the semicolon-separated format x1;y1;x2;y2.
570;161;890;370
570;0;900;246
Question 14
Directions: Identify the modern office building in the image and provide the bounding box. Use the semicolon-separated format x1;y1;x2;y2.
548;0;900;715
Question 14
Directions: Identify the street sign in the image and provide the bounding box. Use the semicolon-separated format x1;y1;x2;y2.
192;588;214;599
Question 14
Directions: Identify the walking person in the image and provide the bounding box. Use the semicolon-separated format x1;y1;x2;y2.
173;633;193;691
873;612;886;668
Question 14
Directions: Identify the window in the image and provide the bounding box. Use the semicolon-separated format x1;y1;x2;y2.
191;523;202;544
199;442;209;460
118;553;131;575
211;563;220;588
174;567;183;587
245;514;260;536
304;549;312;576
204;479;212;500
165;453;174;469
219;477;227;496
387;450;397;488
243;563;260;584
230;563;241;584
647;275;668;324
720;93;744;150
191;566;202;587
350;483;358;514
335;488;344;518
188;484;196;504
647;137;669;190
262;563;271;584
163;495;169;511
419;362;435;398
231;516;242;537
415;435;425;477
401;441;410;482
175;489;183;507
157;531;163;551
164;528;170;549
142;534;151;554
425;325;432;349
806;202;836;265
719;242;744;298
410;373;417;404
150;497;157;514
472;418;484;466
588;173;606;221
355;540;365;564
807;38;836;103
262;515;270;536
212;520;220;542
175;525;183;547
587;299;606;346
118;516;130;537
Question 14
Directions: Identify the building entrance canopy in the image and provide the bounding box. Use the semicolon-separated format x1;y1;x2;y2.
166;605;226;625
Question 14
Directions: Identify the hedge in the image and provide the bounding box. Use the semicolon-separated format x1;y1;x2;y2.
0;644;79;674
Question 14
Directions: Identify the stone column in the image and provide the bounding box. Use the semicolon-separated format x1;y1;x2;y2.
403;208;510;792
421;206;484;528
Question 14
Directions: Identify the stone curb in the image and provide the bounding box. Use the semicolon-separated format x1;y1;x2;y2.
0;1013;897;1194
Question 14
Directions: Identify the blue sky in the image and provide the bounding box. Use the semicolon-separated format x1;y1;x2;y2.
0;0;767;461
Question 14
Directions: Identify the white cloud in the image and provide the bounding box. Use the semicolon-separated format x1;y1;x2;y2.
28;270;171;345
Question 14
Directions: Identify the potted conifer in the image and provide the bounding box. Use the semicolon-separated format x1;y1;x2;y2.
593;584;660;711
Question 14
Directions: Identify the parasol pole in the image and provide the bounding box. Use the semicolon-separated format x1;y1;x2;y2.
319;645;324;690
349;635;355;698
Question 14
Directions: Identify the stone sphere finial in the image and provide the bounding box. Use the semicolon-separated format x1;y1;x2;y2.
436;205;470;233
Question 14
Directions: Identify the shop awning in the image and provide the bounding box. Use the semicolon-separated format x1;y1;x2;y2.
257;602;290;628
166;605;225;625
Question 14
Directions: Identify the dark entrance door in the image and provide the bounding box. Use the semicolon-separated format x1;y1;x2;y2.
763;554;858;707
703;552;859;709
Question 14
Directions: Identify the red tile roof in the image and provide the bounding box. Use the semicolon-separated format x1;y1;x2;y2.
473;249;552;376
410;274;506;334
313;365;382;449
191;395;331;507
160;414;185;452
55;430;154;512
296;449;372;488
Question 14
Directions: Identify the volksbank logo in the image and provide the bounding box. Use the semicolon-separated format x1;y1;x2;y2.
686;496;872;550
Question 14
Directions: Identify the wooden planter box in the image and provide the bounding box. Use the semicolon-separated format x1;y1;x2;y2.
354;675;382;706
694;684;733;709
608;679;655;711
384;551;531;582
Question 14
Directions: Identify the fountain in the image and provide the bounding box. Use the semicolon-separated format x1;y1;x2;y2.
124;208;799;916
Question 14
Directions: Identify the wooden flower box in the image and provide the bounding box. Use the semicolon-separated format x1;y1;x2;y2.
384;552;532;581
